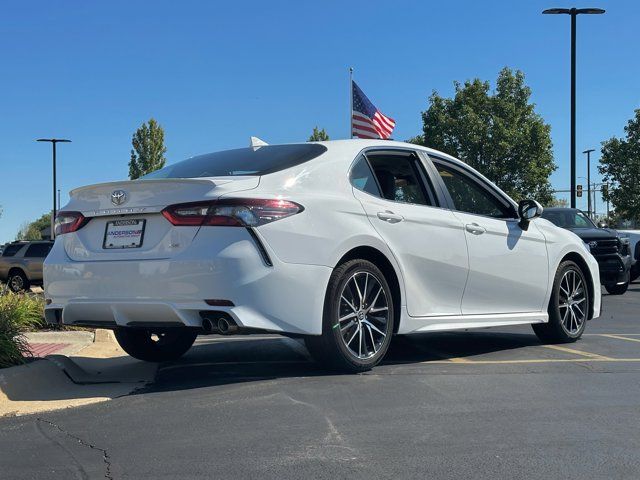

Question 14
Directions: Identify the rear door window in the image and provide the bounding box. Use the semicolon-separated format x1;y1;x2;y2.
2;244;24;257
25;243;53;258
366;153;435;206
350;155;382;197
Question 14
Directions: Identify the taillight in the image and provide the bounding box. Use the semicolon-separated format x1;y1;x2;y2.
54;211;88;235
162;199;303;227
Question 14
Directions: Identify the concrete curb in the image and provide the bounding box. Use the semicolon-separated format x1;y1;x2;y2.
24;330;95;345
94;328;117;344
1;328;157;417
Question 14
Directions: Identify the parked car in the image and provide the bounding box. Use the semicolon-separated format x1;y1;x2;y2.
0;240;54;292
617;229;640;282
44;140;601;371
541;208;632;294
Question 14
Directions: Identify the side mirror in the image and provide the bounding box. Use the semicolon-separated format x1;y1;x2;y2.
518;199;543;231
598;222;608;229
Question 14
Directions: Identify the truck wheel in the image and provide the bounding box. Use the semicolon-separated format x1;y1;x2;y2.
7;270;30;293
605;281;629;295
304;259;395;373
533;261;589;343
114;328;197;362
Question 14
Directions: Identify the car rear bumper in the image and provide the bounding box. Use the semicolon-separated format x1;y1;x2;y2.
44;228;332;335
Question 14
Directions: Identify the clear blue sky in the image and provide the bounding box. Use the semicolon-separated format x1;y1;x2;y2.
1;0;638;243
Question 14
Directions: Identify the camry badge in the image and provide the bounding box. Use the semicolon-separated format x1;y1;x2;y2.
111;190;128;206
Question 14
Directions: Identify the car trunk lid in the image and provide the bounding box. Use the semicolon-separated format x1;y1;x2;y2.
61;177;259;261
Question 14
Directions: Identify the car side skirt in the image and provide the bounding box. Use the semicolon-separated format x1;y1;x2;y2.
397;307;547;334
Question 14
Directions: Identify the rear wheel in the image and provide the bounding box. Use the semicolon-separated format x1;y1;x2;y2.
631;265;639;283
7;270;29;293
114;328;197;362
533;261;589;343
305;259;394;373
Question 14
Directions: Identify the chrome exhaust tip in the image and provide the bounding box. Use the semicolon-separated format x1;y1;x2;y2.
202;317;215;333
217;317;238;335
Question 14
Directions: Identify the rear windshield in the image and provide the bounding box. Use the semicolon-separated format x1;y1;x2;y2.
141;144;327;179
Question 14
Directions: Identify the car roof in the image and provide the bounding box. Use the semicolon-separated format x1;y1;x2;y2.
310;138;464;165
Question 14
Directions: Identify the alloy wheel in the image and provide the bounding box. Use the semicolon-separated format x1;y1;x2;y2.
9;275;24;292
337;271;390;359
558;268;587;335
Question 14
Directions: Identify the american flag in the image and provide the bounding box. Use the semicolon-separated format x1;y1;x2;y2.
352;81;396;139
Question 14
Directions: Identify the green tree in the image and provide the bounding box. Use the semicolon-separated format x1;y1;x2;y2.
128;118;167;179
16;212;52;241
599;109;640;223
308;127;329;142
411;68;556;204
548;197;569;208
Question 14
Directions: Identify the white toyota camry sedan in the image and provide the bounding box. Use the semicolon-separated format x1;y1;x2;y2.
44;140;601;372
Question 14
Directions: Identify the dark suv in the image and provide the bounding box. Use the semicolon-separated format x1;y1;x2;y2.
541;208;632;295
0;241;54;292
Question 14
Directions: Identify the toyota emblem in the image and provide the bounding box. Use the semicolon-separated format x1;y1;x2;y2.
111;190;128;206
589;241;598;249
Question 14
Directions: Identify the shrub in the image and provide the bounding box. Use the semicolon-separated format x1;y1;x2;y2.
0;291;44;368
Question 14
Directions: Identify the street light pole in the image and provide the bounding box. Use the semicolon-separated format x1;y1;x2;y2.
36;138;71;239
583;148;595;218
571;11;576;208
543;7;605;208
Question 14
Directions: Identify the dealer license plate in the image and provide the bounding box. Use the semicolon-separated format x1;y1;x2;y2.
103;219;146;249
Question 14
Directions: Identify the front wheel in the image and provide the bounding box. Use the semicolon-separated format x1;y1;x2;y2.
533;260;589;343
305;259;395;373
605;281;629;295
114;328;197;362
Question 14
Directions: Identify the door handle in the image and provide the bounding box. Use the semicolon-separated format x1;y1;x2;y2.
465;223;486;235
377;211;404;223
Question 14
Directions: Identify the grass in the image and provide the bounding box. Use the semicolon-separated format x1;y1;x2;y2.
0;289;45;368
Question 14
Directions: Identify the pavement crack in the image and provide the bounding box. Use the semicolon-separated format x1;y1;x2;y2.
37;418;113;480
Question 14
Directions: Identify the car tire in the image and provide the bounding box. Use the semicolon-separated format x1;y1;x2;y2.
629;265;638;283
533;260;589;344
605;281;629;295
304;259;395;373
7;270;30;293
114;328;198;362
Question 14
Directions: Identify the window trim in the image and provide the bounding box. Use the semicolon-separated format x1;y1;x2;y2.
351;147;439;208
429;156;518;220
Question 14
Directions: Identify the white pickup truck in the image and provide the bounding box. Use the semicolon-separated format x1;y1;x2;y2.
618;230;640;282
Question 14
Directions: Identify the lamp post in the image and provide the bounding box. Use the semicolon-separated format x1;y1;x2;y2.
543;7;605;208
36;138;71;239
583;148;595;218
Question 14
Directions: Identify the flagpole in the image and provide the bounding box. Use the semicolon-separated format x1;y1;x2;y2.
349;67;353;139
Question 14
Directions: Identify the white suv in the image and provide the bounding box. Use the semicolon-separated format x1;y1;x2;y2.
44;140;600;371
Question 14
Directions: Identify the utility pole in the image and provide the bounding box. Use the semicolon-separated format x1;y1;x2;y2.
583;149;595;218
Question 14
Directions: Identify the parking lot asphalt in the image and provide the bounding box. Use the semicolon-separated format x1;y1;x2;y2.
2;283;640;479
